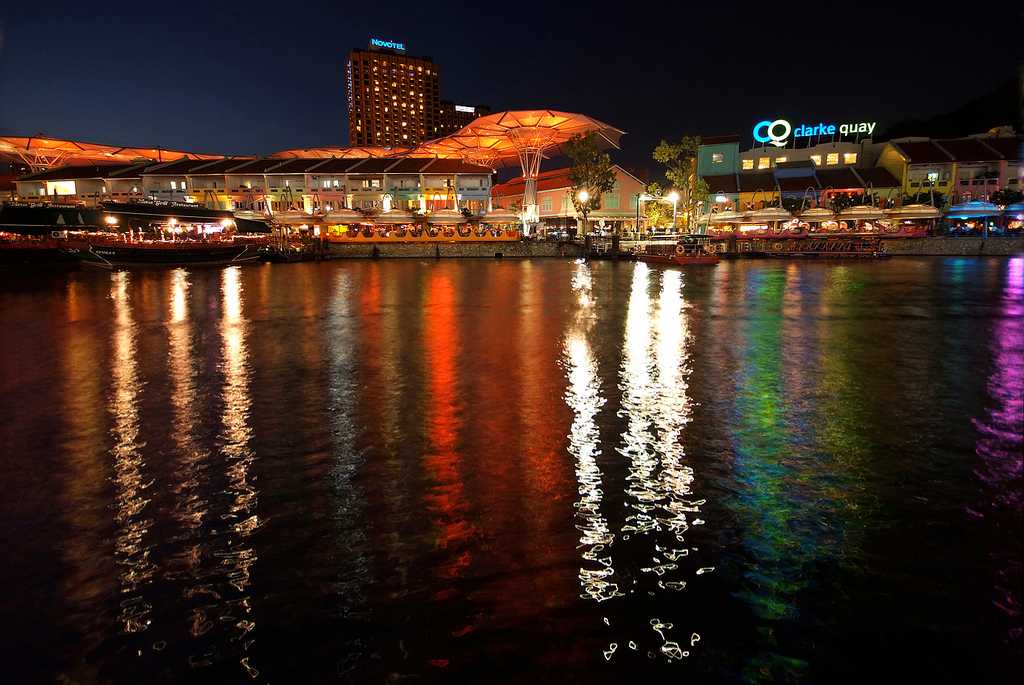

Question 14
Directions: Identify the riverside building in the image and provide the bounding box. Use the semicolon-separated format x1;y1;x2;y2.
698;120;1021;210
490;165;645;236
13;157;493;216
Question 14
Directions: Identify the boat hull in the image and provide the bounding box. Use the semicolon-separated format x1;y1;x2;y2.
73;242;261;268
636;253;720;266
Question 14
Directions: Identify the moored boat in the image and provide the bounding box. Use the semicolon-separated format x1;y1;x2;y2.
635;236;720;266
68;235;265;268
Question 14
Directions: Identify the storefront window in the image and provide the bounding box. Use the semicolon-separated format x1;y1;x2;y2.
742;159;754;170
844;153;857;164
826;153;839;165
758;157;770;170
811;155;822;166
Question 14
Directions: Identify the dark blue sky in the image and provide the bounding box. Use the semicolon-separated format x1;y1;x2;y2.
1;0;1018;167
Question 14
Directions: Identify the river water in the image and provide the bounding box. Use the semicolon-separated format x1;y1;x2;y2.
0;257;1020;683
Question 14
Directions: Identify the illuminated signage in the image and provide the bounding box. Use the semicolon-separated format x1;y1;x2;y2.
753;118;876;147
454;105;475;113
370;37;405;51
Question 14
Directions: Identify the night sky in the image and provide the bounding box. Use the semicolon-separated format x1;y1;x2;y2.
0;1;1019;169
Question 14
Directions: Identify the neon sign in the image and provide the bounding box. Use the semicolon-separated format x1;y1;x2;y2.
370;37;405;51
753;118;876;147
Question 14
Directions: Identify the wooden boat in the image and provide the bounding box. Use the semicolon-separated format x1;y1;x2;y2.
68;235;266;268
635;236;720;266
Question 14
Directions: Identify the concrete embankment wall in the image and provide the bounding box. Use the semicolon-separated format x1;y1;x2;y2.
324;241;585;259
881;237;1024;256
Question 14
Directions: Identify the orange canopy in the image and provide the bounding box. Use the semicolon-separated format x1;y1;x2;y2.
270;146;411;159
403;110;625;167
0;135;226;171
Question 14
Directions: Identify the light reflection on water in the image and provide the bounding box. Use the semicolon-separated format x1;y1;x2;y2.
109;271;155;635
565;260;616;603
0;258;1020;683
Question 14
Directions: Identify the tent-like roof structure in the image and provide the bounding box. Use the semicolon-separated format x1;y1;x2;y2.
270;146;411;159
405;110;625;168
0;135;226;172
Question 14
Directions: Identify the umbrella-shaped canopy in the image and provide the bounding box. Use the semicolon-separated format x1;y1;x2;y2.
709;210;751;224
838;205;885;220
324;208;365;223
269;146;410;159
748;207;793;222
373;210;417;225
405;110;624;168
799;207;836;222
0;135;226;171
885;204;942;220
272;210;316;224
427;209;468;224
944;200;1001;218
480;209;521;224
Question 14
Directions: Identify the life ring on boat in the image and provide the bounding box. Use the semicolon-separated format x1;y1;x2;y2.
675;244;685;254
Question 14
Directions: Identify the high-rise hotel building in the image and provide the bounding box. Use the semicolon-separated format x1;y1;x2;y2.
346;40;441;147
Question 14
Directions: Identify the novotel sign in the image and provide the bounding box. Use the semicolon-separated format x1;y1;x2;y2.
753;118;877;147
370;37;405;51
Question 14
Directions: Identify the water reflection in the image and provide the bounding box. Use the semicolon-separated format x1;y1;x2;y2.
973;257;1024;639
109;271;155;634
565;261;616;603
423;270;475;581
565;262;703;664
215;266;260;678
325;269;370;667
166;269;208;535
60;278;112;655
616;264;701;661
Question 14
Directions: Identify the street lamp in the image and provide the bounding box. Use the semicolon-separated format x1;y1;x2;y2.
577;190;590;236
666;190;680;231
635;193;654;238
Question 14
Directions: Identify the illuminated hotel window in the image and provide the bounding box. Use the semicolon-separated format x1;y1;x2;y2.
843;152;857;164
742;159;754;170
775;156;787;165
170;181;177;190
758;157;770;170
712;153;724;163
810;155;822;166
541;197;552;212
826;153;839;165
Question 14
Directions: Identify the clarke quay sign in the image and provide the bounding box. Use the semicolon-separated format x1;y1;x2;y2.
753;118;877;147
370;37;405;51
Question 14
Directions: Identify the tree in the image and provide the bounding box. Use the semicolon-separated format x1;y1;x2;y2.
642;182;671;229
990;188;1023;205
564;133;616;235
652;136;706;230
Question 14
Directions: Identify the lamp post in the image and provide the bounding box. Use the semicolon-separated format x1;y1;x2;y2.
666;190;680;232
577;189;590;237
